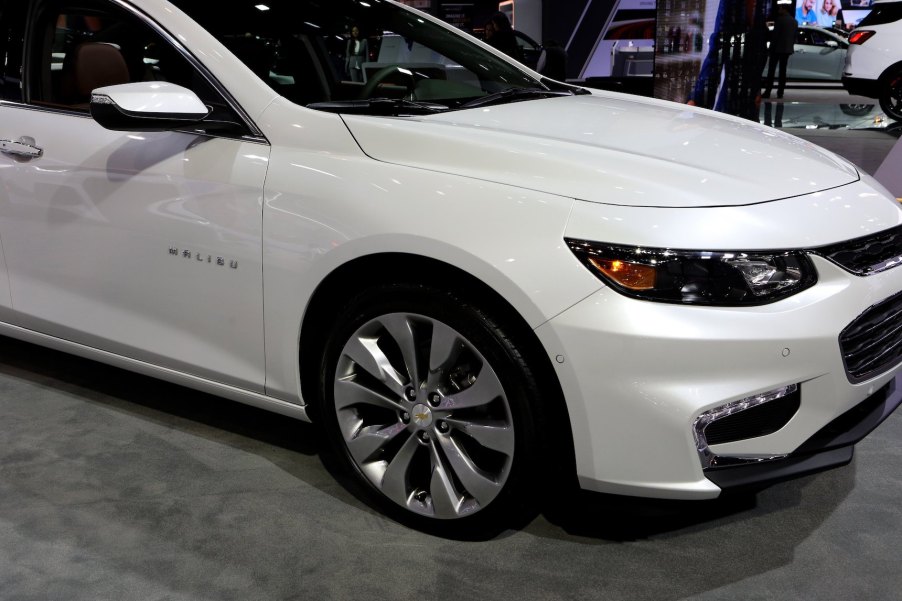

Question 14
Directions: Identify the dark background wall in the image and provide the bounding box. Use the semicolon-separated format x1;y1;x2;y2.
543;0;618;79
422;0;625;81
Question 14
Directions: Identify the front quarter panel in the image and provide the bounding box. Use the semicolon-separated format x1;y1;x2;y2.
257;99;598;401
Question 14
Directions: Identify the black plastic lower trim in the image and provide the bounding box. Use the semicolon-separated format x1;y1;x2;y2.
706;374;902;491
842;76;880;99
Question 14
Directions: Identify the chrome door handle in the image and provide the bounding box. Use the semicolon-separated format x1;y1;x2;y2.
0;137;43;159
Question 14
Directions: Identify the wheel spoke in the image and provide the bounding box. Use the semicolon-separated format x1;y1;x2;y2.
428;442;463;518
436;435;502;506
381;434;421;506
447;419;514;455
443;366;504;410
378;314;423;390
342;335;407;397
334;377;406;412
347;422;407;465
428;320;462;374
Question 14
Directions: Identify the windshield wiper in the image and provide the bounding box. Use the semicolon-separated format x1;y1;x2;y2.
458;87;578;110
307;98;449;116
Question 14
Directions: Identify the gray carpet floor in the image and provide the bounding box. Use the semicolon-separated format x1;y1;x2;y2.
1;334;901;601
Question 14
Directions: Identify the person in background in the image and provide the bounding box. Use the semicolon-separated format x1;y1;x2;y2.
817;0;840;26
345;25;368;82
762;4;798;99
795;0;818;24
484;12;523;62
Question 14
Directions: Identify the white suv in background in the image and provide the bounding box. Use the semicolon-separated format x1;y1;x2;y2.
843;0;902;120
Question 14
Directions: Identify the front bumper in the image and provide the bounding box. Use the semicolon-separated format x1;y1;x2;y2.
706;376;902;490
535;254;902;500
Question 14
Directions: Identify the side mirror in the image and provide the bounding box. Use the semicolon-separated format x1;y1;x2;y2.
90;81;210;132
826;40;839;48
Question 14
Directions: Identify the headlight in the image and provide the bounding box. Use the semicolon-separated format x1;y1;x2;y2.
565;239;817;306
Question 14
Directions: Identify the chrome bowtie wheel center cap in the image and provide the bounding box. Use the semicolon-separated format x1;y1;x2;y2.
411;403;434;428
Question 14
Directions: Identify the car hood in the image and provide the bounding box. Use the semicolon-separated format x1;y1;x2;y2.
341;93;859;208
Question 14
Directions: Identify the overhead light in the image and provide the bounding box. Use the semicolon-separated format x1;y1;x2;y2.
255;4;270;10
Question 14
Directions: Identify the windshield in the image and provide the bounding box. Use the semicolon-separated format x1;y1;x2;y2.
170;0;555;114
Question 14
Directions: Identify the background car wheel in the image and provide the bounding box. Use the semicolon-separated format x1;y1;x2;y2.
839;103;874;117
317;283;544;534
879;70;902;121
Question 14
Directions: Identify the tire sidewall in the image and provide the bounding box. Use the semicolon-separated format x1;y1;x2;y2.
880;70;902;121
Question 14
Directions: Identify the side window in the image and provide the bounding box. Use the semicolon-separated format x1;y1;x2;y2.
809;32;830;46
28;1;210;109
25;0;250;137
0;0;26;102
796;30;812;46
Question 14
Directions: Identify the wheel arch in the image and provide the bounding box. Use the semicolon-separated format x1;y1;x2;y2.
879;60;902;84
877;61;902;120
298;251;579;484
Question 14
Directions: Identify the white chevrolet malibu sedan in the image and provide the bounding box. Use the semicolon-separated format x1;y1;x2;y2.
1;0;901;533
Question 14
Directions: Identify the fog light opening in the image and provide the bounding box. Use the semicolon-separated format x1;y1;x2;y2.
694;384;799;469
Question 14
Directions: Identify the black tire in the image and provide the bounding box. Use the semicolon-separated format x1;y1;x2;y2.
316;282;544;536
839;103;874;117
879;70;902;122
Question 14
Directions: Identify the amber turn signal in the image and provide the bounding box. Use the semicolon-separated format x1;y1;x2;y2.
588;257;656;290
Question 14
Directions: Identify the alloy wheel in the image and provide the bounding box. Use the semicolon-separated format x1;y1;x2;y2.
332;312;515;519
880;72;902;121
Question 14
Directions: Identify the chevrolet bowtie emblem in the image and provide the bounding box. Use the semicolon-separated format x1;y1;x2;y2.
410;403;433;427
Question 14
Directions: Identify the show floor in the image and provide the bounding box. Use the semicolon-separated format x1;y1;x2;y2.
2;90;902;601
3;332;902;601
758;86;902;194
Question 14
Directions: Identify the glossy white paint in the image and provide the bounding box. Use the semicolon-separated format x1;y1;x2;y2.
0;106;269;391
257;98;597;400
538;249;902;498
844;3;902;81
0;319;308;421
94;81;209;114
565;172;902;250
344;93;859;208
1;0;902;508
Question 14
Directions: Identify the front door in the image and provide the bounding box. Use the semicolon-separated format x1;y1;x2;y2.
0;0;269;391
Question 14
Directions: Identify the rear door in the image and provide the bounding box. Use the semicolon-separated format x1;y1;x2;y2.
790;29;846;79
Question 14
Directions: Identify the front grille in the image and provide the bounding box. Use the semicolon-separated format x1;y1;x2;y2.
814;224;902;276
840;290;902;382
704;389;801;445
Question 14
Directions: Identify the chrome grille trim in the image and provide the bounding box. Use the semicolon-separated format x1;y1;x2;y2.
840;289;902;382
813;224;902;276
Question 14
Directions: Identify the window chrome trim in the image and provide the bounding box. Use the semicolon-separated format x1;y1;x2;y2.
0;100;92;117
0;100;268;145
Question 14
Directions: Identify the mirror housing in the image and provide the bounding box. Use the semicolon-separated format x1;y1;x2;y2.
90;82;210;132
826;40;839;48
